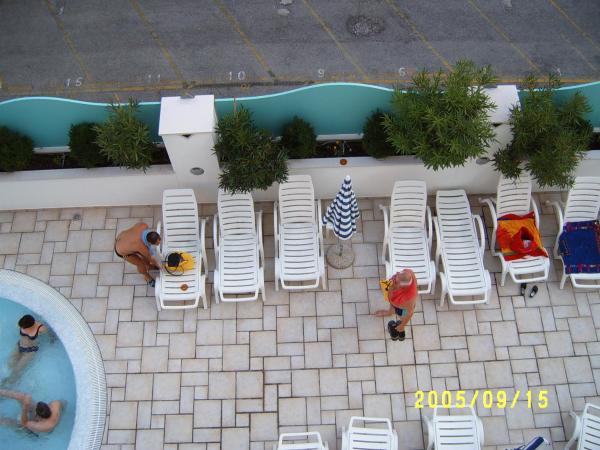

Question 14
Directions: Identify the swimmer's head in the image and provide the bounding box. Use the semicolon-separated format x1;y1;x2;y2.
36;402;51;419
18;315;35;329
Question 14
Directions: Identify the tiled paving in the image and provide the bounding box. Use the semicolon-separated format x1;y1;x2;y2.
1;193;599;450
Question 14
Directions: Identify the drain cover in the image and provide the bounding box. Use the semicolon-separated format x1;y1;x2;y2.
346;15;385;37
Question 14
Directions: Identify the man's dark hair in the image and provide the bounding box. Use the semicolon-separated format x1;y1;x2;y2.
147;231;160;245
36;402;51;419
18;315;35;329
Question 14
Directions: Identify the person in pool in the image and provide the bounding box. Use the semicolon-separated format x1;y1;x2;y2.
114;222;161;287
2;315;49;386
0;389;62;433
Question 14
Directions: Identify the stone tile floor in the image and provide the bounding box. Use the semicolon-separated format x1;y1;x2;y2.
1;193;599;450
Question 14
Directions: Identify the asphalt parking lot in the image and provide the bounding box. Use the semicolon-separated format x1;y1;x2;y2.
0;0;599;101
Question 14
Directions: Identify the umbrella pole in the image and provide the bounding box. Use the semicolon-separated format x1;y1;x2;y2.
338;238;343;257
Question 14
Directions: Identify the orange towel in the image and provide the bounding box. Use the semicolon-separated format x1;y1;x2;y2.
496;212;548;261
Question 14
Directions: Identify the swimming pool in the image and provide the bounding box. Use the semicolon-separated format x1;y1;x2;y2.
0;299;76;449
0;269;106;450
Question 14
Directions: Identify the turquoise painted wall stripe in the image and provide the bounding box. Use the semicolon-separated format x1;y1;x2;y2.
1;81;598;148
0;97;160;147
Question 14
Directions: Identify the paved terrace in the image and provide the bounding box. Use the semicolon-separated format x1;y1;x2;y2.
0;193;598;450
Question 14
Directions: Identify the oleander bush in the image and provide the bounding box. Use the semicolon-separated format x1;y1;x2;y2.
94;99;153;170
214;106;288;193
383;60;497;170
493;74;593;188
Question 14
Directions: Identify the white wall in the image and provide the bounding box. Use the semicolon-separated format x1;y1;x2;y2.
2;151;598;210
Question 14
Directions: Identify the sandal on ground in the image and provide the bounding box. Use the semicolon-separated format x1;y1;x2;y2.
529;285;538;298
520;283;527;296
148;279;156;288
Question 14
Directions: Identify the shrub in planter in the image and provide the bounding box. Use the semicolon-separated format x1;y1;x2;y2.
0;126;34;172
94;99;153;170
362;111;394;159
493;74;593;188
383;60;496;170
281;116;317;159
69;122;107;168
215;107;288;193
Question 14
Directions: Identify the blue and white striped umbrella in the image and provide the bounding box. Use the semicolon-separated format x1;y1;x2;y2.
322;175;360;240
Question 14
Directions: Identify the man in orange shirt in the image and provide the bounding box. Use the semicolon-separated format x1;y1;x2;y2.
375;269;418;341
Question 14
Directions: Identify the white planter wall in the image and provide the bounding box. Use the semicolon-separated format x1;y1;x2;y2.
1;87;599;210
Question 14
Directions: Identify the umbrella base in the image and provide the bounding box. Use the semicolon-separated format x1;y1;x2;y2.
326;242;355;269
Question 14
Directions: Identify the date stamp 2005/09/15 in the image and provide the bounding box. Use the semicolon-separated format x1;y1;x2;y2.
414;390;548;409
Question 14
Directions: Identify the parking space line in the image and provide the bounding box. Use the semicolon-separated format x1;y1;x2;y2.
212;0;276;79
43;0;93;81
128;0;184;81
548;0;600;52
383;0;452;71
301;0;368;80
466;0;540;73
558;31;598;74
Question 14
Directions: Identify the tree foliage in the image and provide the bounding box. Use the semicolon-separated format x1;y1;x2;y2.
281;116;317;159
362;110;395;159
493;74;592;188
69;122;107;168
383;60;497;170
94;99;153;170
214;107;288;193
0;126;34;172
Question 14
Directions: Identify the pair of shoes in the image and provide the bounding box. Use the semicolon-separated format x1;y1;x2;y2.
148;279;156;288
520;282;538;298
387;321;401;341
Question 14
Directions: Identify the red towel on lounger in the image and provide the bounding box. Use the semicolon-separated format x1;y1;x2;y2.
496;212;548;261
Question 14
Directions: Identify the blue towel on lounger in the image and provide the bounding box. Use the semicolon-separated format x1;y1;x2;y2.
558;220;600;274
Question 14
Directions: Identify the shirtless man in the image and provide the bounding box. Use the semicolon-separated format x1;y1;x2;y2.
0;389;62;433
114;223;161;286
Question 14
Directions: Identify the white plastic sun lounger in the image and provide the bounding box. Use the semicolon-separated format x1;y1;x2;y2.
341;416;398;450
424;407;484;450
213;190;265;303
565;403;600;450
155;189;207;310
380;180;436;294
274;175;326;291
479;174;549;286
547;176;600;290
274;432;329;450
434;190;491;306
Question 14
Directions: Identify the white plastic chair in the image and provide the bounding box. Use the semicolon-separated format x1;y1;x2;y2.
424;407;484;450
380;180;436;294
479;174;549;286
341;416;398;450
274;175;326;291
213;190;265;303
434;190;491;306
547;176;600;290
274;432;328;450
155;189;207;310
565;403;600;450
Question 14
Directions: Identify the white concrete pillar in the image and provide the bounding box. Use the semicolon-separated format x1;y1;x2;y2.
159;95;220;203
483;85;520;158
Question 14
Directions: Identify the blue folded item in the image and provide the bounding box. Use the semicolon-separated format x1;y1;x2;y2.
558;220;600;274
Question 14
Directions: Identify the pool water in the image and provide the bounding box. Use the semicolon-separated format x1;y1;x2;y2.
0;298;76;450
